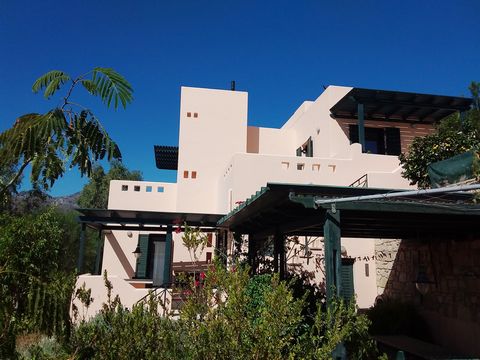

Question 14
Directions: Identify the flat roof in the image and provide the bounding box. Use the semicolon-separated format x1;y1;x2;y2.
78;208;223;231
330;87;473;123
218;183;480;239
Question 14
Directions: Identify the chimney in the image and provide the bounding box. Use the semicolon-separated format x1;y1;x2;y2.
231;80;236;91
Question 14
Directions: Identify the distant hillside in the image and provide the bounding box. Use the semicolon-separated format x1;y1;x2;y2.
11;191;80;213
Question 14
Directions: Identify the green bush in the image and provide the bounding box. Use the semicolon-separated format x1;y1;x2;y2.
70;264;381;359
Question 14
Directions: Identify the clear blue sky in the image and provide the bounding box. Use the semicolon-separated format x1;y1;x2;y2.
1;0;479;196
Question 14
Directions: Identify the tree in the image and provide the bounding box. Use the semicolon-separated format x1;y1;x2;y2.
77;161;142;209
0;162;21;212
0;68;133;198
399;83;480;188
0;209;75;357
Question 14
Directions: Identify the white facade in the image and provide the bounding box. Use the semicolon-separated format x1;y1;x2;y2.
76;85;431;316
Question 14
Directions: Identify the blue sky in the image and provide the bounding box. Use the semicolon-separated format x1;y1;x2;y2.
1;0;479;196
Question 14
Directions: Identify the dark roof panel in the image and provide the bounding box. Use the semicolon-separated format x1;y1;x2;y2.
330;88;473;123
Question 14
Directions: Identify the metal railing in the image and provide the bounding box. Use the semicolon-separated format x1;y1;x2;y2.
349;174;368;188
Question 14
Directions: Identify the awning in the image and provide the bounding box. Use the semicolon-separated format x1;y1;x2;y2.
330;88;472;124
154;145;179;170
217;183;480;239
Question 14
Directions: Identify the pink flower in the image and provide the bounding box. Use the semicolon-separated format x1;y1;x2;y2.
194;280;200;287
175;226;181;234
199;272;206;280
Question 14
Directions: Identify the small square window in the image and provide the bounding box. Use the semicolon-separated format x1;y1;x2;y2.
183;171;189;178
193;112;198;118
121;185;128;191
146;186;152;192
187;112;191;117
157;186;164;193
134;185;140;192
297;163;305;170
191;171;197;179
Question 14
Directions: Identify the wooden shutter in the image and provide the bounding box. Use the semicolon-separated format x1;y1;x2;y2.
385;127;401;155
340;260;355;302
136;234;150;279
349;125;359;144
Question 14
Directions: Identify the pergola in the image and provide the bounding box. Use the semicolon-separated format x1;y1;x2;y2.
76;209;223;275
330;88;473;152
217;183;480;301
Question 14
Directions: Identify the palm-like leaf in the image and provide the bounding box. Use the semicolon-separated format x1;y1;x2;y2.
80;79;98;95
32;70;70;99
92;67;133;110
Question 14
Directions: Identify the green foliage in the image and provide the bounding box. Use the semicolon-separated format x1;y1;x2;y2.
399;84;480;188
70;263;380;359
0;161;20;212
0;209;76;357
77;160;142;209
18;335;70;360
181;223;208;262
32;70;71;99
0;67;133;196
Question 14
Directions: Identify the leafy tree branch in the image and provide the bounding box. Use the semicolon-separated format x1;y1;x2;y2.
0;67;133;197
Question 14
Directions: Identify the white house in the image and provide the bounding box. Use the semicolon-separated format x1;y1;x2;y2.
76;85;471;317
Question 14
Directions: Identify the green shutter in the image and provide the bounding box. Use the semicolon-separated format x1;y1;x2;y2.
296;147;302;156
385;127;401;155
136;234;150;278
340;261;354;302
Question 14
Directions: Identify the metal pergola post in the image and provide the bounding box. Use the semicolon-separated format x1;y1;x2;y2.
357;102;365;152
163;225;173;284
94;229;104;275
324;209;342;301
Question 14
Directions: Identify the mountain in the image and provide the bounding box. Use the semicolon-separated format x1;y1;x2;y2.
11;190;80;213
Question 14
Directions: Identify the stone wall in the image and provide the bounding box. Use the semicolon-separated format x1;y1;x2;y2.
375;237;480;355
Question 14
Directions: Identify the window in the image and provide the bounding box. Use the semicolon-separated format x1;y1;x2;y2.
193;112;198;118
146;186;152;192
297;163;305;170
134;185;141;192
157;186;164;193
187;112;191;117
312;164;320;171
349;125;401;155
365;263;370;277
121;185;128;191
183;170;189;178
206;252;212;263
191;171;197;179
